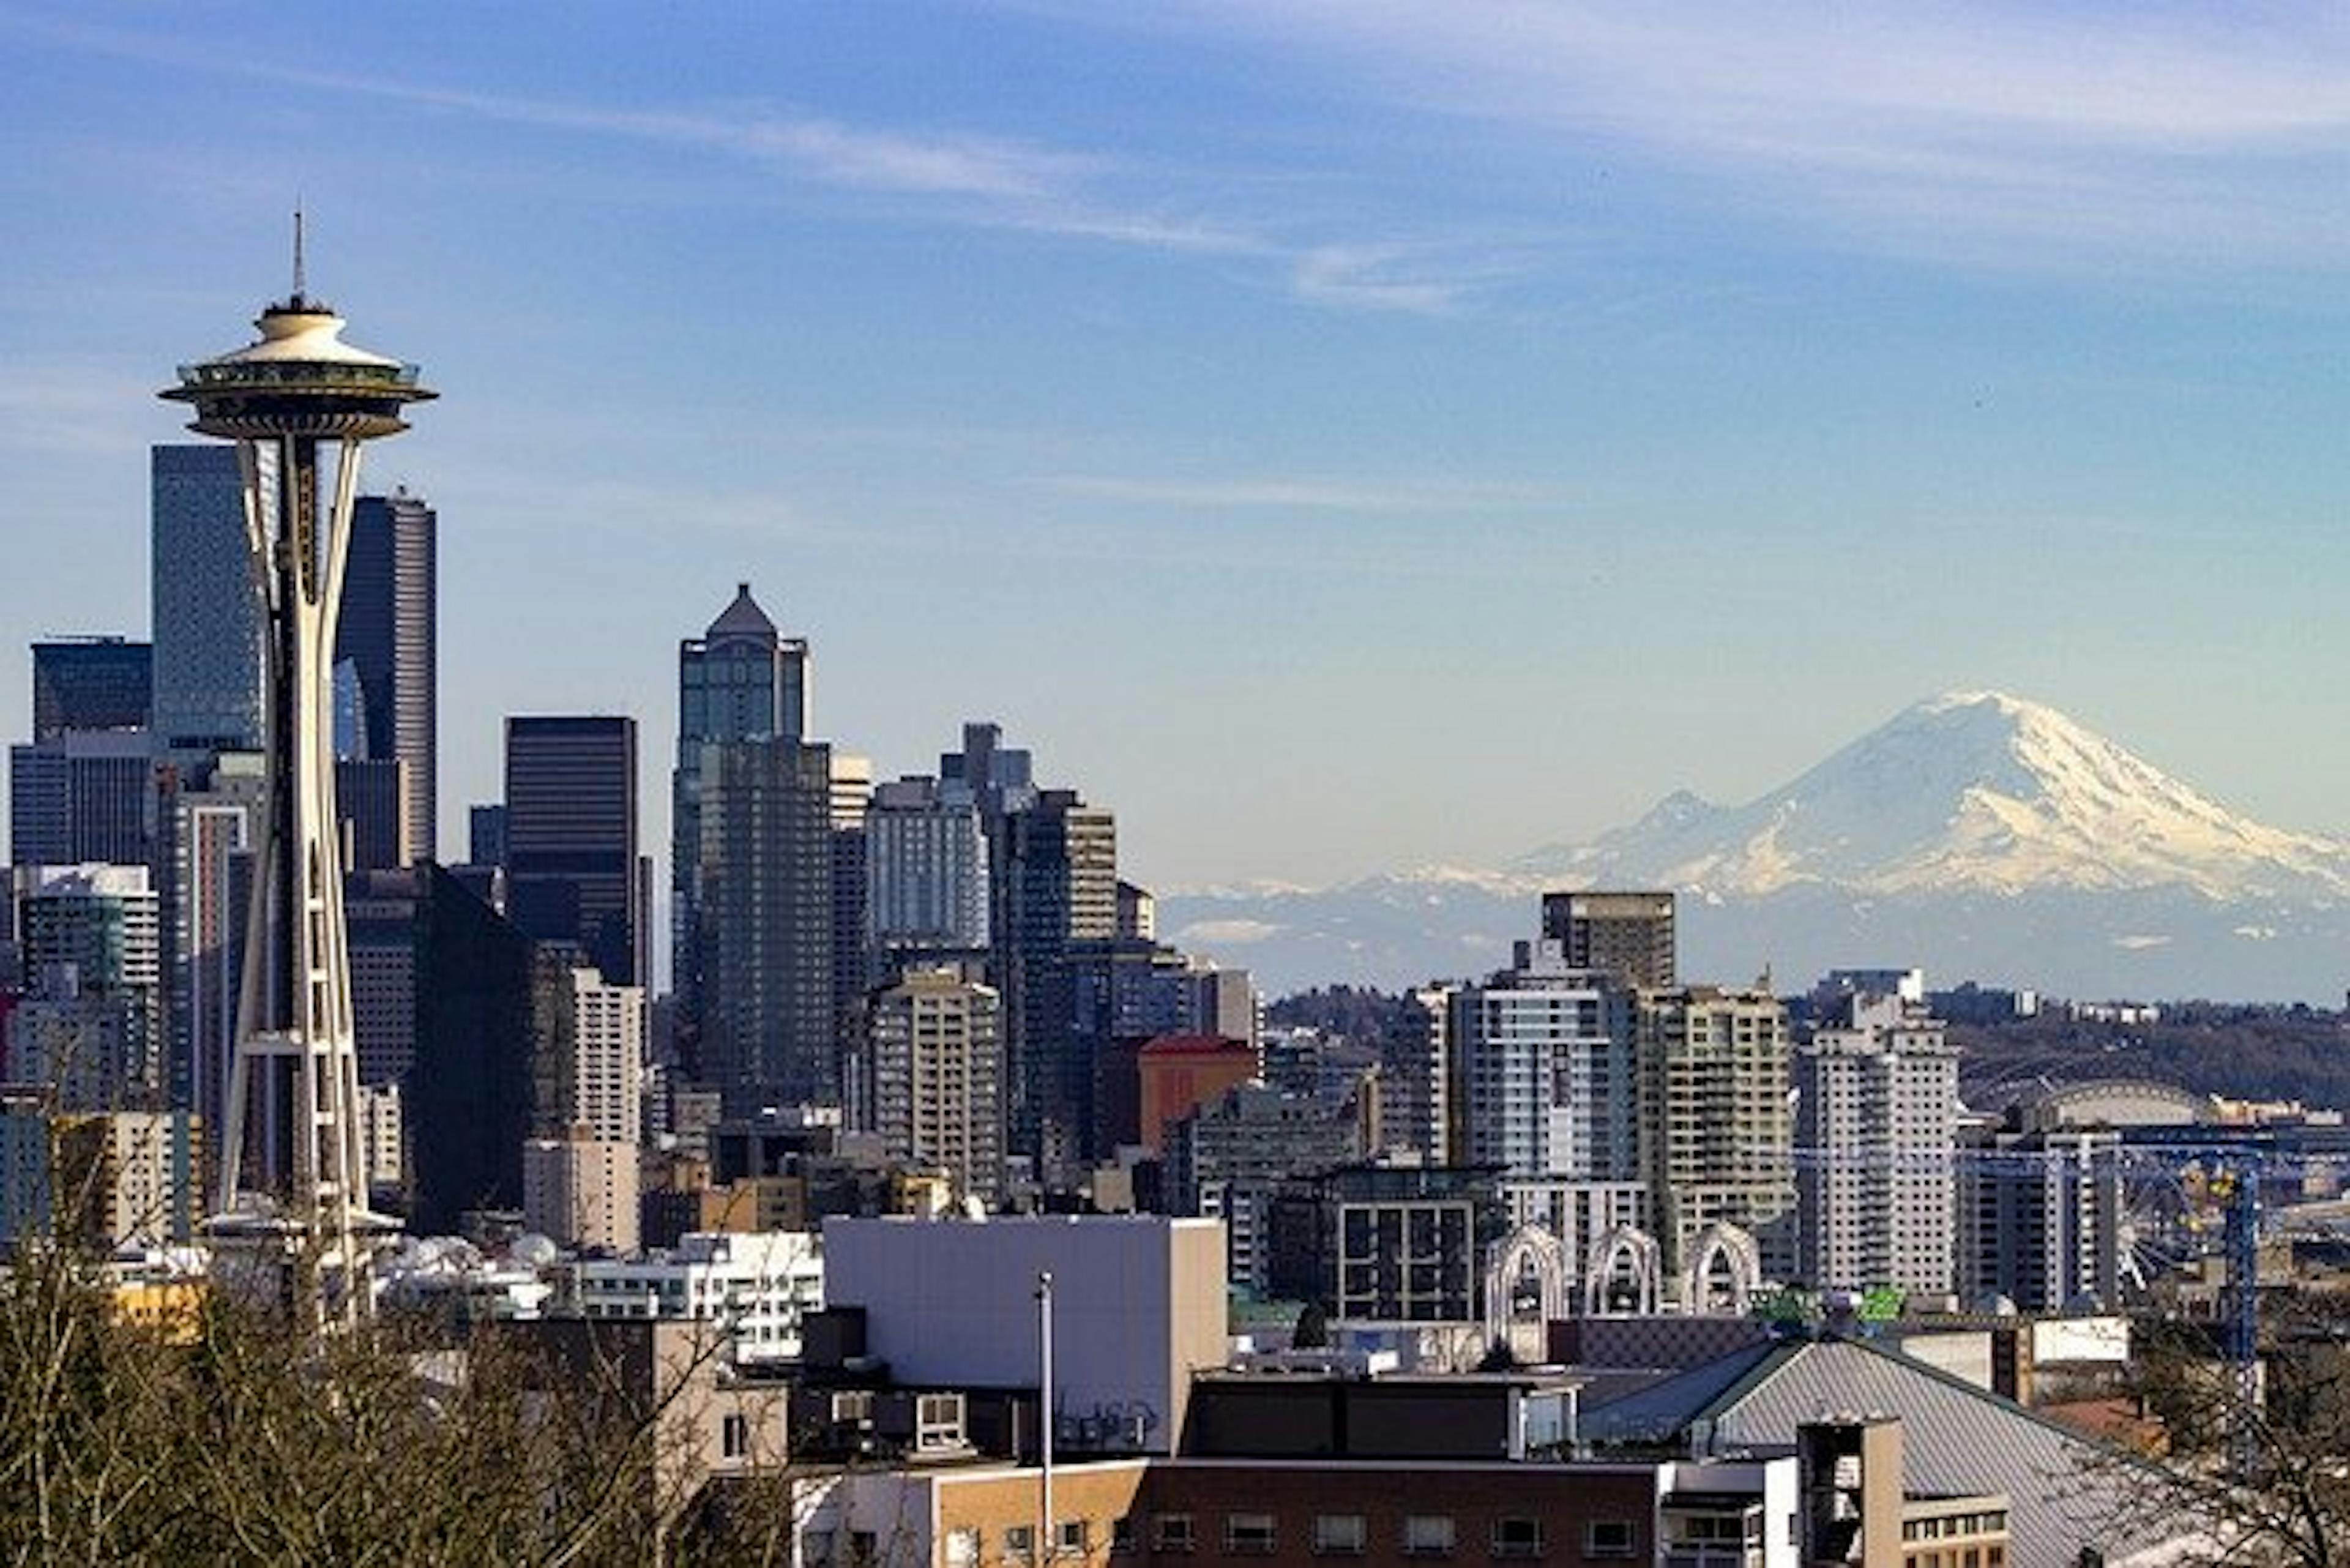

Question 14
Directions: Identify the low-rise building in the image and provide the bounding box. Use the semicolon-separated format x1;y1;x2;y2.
565;1230;824;1365
822;1214;1226;1455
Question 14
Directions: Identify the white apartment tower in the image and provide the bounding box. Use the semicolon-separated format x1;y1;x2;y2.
1447;941;1636;1183
1796;989;1959;1294
565;965;646;1147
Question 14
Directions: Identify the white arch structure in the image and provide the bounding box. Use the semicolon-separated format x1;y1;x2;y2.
1583;1225;1662;1316
1483;1223;1570;1345
1679;1222;1762;1316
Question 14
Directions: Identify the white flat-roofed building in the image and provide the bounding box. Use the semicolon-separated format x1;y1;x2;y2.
822;1214;1226;1454
568;1229;824;1365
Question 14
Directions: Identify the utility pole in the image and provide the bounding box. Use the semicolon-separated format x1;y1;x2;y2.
1037;1269;1054;1562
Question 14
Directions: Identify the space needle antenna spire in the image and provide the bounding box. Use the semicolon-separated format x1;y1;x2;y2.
163;230;434;1332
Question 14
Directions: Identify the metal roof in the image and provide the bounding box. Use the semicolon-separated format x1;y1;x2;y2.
1585;1335;2203;1568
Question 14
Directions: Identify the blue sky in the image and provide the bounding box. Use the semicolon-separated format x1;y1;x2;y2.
2;2;2344;893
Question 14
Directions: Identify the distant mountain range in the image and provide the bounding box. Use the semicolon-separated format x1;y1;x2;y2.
1162;692;2350;1002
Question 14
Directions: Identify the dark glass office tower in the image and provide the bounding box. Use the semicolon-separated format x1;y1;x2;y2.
149;444;263;755
694;735;834;1111
504;715;642;987
994;789;1116;1182
401;864;550;1234
32;638;151;739
336;491;437;861
671;583;808;1074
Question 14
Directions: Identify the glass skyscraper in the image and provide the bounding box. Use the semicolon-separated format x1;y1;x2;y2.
150;444;264;755
335;491;437;861
31;637;151;739
671;583;807;1069
504;715;643;988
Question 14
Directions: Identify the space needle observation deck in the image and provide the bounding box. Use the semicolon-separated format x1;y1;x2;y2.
161;230;435;1331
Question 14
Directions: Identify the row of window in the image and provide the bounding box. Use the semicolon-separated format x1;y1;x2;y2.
1900;1509;2009;1542
1902;1548;2006;1568
1109;1513;1637;1558
832;1513;1646;1563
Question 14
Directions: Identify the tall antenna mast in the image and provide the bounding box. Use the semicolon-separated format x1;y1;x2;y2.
291;204;307;302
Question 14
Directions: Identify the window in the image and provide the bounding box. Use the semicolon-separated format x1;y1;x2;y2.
1227;1514;1277;1555
1154;1514;1196;1553
1005;1524;1035;1563
946;1528;982;1567
1314;1514;1368;1555
800;1531;834;1566
1111;1517;1138;1555
1058;1520;1090;1555
1404;1516;1457;1557
1491;1517;1544;1559
721;1411;748;1460
1585;1520;1635;1558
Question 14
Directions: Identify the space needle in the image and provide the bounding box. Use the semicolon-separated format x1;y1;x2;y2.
162;219;434;1329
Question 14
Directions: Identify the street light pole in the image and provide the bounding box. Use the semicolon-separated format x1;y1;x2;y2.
1037;1269;1055;1562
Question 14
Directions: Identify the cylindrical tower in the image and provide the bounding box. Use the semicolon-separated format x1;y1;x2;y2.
162;245;434;1329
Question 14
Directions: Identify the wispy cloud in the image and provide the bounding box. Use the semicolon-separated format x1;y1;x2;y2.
1040;472;1561;512
1110;1;2350;270
7;12;1510;315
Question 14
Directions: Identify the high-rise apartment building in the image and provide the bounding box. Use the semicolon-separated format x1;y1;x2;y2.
562;965;645;1147
7;864;164;1110
673;583;807;1062
860;965;1004;1204
1635;985;1796;1280
1796;989;1959;1294
335;491;436;860
1956;1121;2122;1312
1168;1080;1372;1290
694;735;835;1111
1540;890;1676;989
1447;941;1637;1184
522;1133;639;1253
149;444;264;755
159;754;262;1141
865;775;992;972
504;715;643;987
1389;988;1454;1162
31;638;151;740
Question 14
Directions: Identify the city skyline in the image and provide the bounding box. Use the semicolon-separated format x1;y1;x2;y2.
3;4;2345;897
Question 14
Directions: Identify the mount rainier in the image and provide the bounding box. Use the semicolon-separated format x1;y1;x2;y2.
1162;692;2350;1001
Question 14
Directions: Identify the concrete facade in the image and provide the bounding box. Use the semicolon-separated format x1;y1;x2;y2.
822;1215;1226;1454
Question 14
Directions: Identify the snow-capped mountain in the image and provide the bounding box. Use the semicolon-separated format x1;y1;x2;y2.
1162;692;2350;1000
1515;690;2350;901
